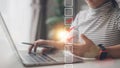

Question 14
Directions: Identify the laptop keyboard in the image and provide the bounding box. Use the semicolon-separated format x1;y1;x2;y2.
19;51;83;66
22;52;57;64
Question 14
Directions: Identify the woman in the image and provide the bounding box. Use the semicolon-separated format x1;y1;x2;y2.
29;0;120;59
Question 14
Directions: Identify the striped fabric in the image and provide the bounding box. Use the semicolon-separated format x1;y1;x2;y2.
70;1;120;47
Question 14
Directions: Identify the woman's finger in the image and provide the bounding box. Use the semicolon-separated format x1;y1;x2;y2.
28;44;34;54
33;42;38;53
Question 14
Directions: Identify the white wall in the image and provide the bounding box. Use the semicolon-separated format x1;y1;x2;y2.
0;0;32;44
0;0;33;67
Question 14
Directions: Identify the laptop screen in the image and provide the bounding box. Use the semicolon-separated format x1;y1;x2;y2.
0;13;30;56
0;13;19;68
0;12;31;50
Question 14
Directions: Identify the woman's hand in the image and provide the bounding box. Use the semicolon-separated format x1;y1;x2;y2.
28;39;64;54
28;34;100;58
29;39;48;54
72;34;100;58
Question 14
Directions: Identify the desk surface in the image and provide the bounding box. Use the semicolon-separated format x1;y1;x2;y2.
0;25;120;68
1;53;120;68
0;38;120;68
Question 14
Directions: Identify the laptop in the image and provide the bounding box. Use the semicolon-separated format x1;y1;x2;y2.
0;12;83;67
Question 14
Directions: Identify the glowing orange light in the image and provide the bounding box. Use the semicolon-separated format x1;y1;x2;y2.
57;30;69;42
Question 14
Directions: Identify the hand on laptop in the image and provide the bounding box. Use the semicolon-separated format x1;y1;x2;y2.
28;34;100;58
28;39;64;54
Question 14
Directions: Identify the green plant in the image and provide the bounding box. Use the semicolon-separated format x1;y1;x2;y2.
54;0;64;16
46;0;64;26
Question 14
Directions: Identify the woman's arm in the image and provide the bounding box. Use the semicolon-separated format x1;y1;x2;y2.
106;45;120;58
44;40;65;50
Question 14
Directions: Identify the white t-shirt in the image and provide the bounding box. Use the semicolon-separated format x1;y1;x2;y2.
70;1;120;46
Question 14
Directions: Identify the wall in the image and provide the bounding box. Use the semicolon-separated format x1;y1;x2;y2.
0;0;32;44
0;0;33;67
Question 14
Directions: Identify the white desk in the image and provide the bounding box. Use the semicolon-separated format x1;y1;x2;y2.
1;51;120;68
0;25;120;68
1;38;120;68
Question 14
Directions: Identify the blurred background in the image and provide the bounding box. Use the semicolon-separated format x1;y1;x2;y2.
0;0;88;44
46;0;87;41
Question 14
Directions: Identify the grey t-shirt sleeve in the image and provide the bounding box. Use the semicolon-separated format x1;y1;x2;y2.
70;13;79;29
70;10;86;30
66;13;80;43
115;13;120;30
117;14;120;30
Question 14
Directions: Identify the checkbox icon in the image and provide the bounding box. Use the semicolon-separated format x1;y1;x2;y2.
64;0;73;7
64;17;73;25
64;8;73;16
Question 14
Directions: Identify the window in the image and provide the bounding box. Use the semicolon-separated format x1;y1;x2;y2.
34;0;87;41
